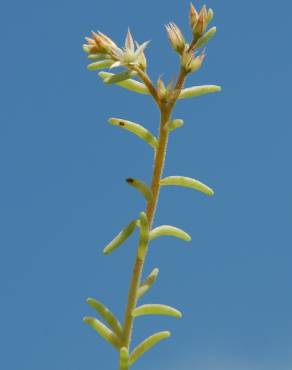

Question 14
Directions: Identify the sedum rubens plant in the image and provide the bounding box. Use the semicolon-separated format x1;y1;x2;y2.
82;3;221;370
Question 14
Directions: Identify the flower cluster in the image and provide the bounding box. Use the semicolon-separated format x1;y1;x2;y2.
165;3;216;74
83;29;149;71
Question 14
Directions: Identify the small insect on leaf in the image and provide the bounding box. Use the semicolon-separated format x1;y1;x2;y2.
138;268;159;299
149;225;191;242
103;220;137;255
160;176;214;196
108;118;158;150
86;298;123;338
179;85;221;99
132;304;182;318
129;331;171;365
119;347;129;370
164;119;184;133
83;317;121;349
126;178;153;202
99;71;150;95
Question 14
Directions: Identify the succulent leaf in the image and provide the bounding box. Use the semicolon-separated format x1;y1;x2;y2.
86;298;123;338
126;178;153;202
179;85;221;99
83;317;121;349
132;304;182;318
138;268;159;299
103;220;137;255
160;176;214;196
108;118;158;149
129;331;171;365
98;71;150;95
149;225;191;242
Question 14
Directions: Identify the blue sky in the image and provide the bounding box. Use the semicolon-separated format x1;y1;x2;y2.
0;1;291;369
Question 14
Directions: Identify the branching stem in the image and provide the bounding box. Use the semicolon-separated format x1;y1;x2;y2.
120;71;187;370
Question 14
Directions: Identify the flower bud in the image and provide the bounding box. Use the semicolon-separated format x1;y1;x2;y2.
192;6;207;39
166;22;186;55
181;51;205;73
189;3;199;30
157;77;168;100
189;52;206;73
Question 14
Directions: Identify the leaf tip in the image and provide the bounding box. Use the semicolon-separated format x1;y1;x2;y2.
83;316;91;324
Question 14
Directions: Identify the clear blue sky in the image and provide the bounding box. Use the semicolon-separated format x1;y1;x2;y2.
0;1;291;369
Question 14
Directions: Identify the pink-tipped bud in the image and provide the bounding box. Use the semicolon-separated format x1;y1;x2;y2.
165;22;186;55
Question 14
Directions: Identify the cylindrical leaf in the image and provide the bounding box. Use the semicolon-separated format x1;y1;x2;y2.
86;298;122;338
119;347;129;370
126;178;153;202
99;72;150;95
179;85;221;99
160;176;214;196
83;317;121;349
132;304;182;318
103;220;137;255
88;53;109;61
87;60;114;70
196;26;217;49
108;118;158;149
164;119;184;133
104;71;137;84
137;212;149;259
129;331;171;365
207;8;214;25
150;225;191;242
138;268;159;299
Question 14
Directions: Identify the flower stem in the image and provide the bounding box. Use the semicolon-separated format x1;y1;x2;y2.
120;107;171;368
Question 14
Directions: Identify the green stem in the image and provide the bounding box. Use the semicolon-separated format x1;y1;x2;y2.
120;107;171;368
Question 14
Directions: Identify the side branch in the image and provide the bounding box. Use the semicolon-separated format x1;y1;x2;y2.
131;66;159;104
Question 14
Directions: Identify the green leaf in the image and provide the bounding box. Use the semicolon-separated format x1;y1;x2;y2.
87;53;109;61
119;347;129;370
83;317;121;349
137;212;149;259
129;331;171;365
164;119;184;133
99;71;150;95
149;225;191;242
86;298;122;338
87;60;114;70
103;220;137;255
108;118;158;150
126;178;153;202
195;27;217;49
179;85;221;99
138;268;159;299
82;44;90;53
160;176;214;196
132;304;182;318
207;8;214;25
103;70;137;84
